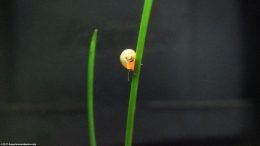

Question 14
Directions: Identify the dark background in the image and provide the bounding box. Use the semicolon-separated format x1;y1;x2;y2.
0;0;259;145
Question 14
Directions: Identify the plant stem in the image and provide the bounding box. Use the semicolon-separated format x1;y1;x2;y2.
87;29;98;146
125;0;153;146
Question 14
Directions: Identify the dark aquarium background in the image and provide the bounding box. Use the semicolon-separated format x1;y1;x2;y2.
0;0;259;145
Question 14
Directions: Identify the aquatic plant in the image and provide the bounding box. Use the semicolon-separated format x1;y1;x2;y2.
86;0;153;145
87;29;98;146
125;0;153;146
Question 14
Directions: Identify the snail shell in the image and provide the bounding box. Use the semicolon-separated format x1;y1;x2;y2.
120;49;136;71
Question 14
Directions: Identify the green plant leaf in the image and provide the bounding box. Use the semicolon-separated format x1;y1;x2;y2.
87;29;98;146
125;0;153;146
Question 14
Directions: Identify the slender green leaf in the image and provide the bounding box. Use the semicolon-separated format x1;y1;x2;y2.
87;29;98;146
125;0;153;146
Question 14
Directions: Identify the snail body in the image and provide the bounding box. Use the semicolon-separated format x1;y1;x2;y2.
120;49;136;71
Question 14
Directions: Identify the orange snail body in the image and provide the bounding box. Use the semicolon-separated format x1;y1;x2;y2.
120;49;136;71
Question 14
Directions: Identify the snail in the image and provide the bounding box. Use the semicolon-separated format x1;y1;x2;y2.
120;49;136;71
120;49;136;81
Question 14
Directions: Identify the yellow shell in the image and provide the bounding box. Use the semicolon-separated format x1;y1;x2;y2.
120;49;136;71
